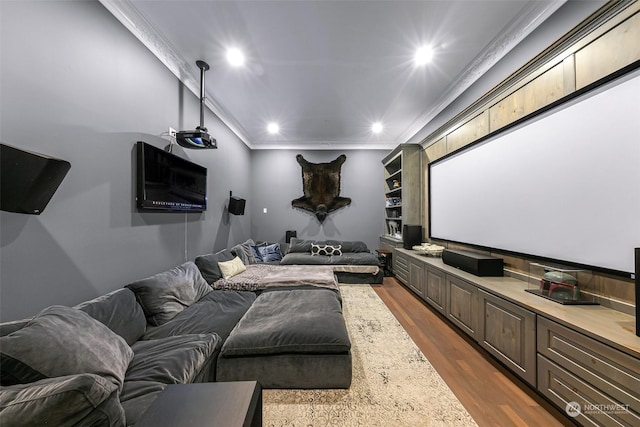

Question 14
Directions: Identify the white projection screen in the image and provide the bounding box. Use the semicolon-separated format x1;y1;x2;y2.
429;67;640;276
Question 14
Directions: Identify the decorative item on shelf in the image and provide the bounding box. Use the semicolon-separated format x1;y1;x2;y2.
525;262;597;305
412;243;445;257
385;197;401;207
411;243;444;257
539;271;579;299
392;180;400;188
388;221;400;238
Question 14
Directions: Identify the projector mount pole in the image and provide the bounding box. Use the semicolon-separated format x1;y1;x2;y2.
195;60;210;133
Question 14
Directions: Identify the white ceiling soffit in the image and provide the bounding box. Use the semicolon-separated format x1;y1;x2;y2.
99;0;565;151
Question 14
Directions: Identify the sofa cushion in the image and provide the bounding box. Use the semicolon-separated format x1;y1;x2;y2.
230;239;256;264
194;249;234;284
220;289;350;357
0;305;133;389
288;238;370;254
331;240;369;253
119;380;167;426
218;256;246;279
126;334;220;384
75;288;146;345
142;290;256;342
287;238;315;253
126;262;211;326
280;251;379;266
0;373;125;427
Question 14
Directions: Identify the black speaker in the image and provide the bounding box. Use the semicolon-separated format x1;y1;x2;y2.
635;248;639;337
1;143;71;215
228;196;246;215
442;249;504;276
285;230;297;243
402;224;422;249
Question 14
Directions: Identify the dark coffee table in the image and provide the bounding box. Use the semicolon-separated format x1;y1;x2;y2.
136;381;262;427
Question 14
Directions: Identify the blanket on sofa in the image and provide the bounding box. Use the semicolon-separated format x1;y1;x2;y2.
212;264;338;292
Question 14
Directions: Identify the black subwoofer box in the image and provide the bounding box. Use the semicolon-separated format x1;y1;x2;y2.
402;224;422;249
442;249;504;277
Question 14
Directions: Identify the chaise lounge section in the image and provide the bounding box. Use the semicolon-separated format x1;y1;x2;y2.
0;256;352;426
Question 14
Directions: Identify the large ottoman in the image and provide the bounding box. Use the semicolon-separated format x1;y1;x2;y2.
216;288;352;389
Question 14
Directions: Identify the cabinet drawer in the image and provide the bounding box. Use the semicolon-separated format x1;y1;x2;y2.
478;290;536;386
537;317;640;416
446;275;478;339
538;355;640;426
393;252;409;284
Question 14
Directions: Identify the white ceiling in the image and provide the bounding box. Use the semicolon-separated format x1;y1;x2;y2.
100;1;569;150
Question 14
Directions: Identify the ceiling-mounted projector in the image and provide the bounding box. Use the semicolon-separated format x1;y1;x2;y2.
176;60;218;149
176;129;216;149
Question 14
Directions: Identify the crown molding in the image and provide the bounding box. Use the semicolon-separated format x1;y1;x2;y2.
250;141;398;151
100;0;564;151
396;0;566;144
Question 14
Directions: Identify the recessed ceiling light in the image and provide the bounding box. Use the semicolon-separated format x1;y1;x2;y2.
267;122;280;134
371;122;383;134
414;45;434;66
226;48;245;67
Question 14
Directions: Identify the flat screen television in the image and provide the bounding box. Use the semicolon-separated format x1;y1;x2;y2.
136;141;207;212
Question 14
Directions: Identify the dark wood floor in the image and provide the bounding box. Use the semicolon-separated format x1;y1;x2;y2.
373;276;575;427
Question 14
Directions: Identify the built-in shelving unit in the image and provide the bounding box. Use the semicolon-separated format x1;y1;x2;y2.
381;144;422;248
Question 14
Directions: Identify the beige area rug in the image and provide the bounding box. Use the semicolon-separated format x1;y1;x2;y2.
262;284;478;426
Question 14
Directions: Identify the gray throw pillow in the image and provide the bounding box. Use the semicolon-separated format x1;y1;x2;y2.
288;237;314;253
126;261;212;326
0;306;133;390
0;373;125;426
75;288;147;346
195;249;234;283
230;239;256;264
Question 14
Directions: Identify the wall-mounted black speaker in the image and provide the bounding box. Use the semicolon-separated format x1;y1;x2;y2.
635;247;639;337
402;224;422;249
228;196;246;215
1;143;71;215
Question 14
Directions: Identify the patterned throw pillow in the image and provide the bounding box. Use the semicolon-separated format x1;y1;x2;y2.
257;243;283;262
310;243;342;256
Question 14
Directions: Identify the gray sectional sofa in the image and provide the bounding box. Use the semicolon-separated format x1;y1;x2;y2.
281;238;383;284
0;255;352;426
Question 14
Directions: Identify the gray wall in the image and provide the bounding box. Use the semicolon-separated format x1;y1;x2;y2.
249;150;387;251
0;1;252;321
